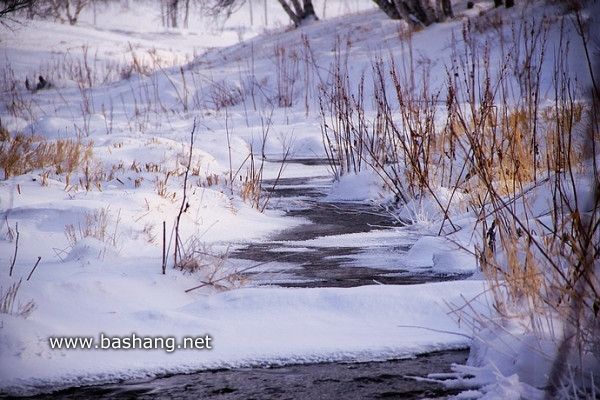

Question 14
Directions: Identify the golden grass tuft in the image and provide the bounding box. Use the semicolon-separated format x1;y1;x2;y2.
0;133;94;180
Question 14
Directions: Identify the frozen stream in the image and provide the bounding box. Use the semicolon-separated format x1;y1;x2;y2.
232;166;469;288
21;160;473;399
25;350;469;399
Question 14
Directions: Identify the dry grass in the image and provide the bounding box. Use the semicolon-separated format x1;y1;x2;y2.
319;5;599;394
441;11;598;395
273;43;300;108
175;237;241;291
0;279;36;319
0;133;94;180
65;207;120;248
36;43;191;89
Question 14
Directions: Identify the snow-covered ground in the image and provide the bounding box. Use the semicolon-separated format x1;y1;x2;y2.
0;280;487;395
1;0;598;397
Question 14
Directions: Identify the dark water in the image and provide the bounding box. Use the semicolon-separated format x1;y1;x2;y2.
25;350;469;400
231;174;470;288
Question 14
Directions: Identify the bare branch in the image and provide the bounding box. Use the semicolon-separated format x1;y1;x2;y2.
0;0;36;18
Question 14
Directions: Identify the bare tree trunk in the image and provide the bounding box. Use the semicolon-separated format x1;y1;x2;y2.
372;0;401;19
207;0;316;28
290;0;302;15
170;0;178;28
163;0;178;27
410;0;421;20
248;0;253;25
264;0;267;25
416;0;442;24
373;0;451;26
302;0;316;19
276;0;301;26
184;0;190;28
440;0;453;19
395;0;416;24
276;0;317;27
65;0;88;25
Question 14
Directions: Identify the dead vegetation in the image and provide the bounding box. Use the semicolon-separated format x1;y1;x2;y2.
319;5;599;395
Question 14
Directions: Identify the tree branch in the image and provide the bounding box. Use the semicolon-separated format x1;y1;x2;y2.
0;0;36;18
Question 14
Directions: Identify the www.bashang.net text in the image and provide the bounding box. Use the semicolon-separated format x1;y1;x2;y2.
48;333;212;353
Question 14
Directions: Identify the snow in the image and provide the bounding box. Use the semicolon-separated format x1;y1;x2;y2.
326;169;393;202
0;280;488;396
1;0;598;397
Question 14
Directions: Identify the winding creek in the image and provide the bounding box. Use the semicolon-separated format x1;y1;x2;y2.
26;160;472;399
232;172;469;289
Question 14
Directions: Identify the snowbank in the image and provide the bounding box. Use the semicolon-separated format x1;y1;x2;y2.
0;281;487;396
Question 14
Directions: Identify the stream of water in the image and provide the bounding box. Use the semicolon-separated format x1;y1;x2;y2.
231;172;469;288
23;160;472;399
27;350;468;399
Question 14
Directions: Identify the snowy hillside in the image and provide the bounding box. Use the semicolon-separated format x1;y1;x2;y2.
1;0;599;398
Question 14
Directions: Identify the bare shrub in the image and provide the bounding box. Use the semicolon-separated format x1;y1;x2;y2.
318;36;367;179
207;78;244;110
443;10;598;395
175;237;242;291
320;6;599;393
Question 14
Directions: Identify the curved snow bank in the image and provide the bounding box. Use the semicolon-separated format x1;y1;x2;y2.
405;235;477;274
0;281;487;397
326;169;393;202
